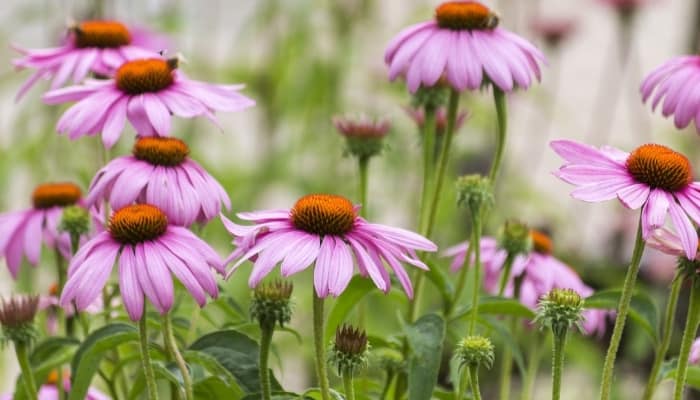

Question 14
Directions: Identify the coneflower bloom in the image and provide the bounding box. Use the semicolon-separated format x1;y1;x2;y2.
223;194;437;298
13;21;163;100
87;137;230;226
597;0;651;17
43;57;255;148
0;183;83;278
530;17;577;49
403;106;468;136
551;140;700;259
60;204;223;321
641;56;700;134
443;230;609;335
384;1;546;93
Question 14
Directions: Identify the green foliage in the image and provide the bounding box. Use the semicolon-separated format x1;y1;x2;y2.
12;337;79;400
324;277;376;343
585;289;659;343
406;314;445;400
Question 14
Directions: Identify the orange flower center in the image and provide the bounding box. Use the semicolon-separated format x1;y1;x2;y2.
109;204;168;244
626;144;692;192
46;370;59;385
133;137;189;166
291;194;356;236
48;283;59;297
74;21;131;48
115;59;176;95
435;1;499;30
32;183;82;209
530;230;553;254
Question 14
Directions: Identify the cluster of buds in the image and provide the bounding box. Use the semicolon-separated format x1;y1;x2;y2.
535;288;585;337
0;295;39;347
328;324;369;376
456;174;494;217
455;335;495;370
333;115;391;161
250;280;293;331
498;220;532;258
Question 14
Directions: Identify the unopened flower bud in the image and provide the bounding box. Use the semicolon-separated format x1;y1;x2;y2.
456;335;495;370
333;115;391;160
59;205;91;240
0;295;39;346
329;324;369;376
535;288;584;337
411;85;448;110
498;220;532;257
456;174;494;216
250;280;293;331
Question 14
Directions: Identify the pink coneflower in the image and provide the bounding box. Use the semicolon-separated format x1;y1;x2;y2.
87;137;230;226
691;337;700;364
0;183;83;278
43;57;255;148
333;115;391;139
39;283;102;335
385;1;546;93
13;21;164;100
646;227;699;259
443;230;610;335
403;106;469;136
223;194;437;298
530;17;577;49
641;56;700;134
60;204;223;321
551;140;700;259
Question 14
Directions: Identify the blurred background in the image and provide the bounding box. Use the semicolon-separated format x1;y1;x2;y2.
1;0;700;398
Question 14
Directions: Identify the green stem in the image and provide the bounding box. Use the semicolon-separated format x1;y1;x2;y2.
163;314;193;400
57;368;66;400
469;215;483;335
381;371;396;400
520;333;546;400
599;218;645;400
456;367;469;400
343;372;356;400
15;342;38;400
450;241;474;315
468;366;482;400
358;156;370;219
497;254;516;296
418;106;437;234
499;345;513;400
488;87;507;182
258;326;274;400
673;277;700;400
139;313;159;400
313;293;331;400
552;331;568;400
425;89;460;239
642;273;683;400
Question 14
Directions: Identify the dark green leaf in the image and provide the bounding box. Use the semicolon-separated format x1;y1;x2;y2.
585;289;659;343
406;314;445;400
184;350;242;394
195;376;246;400
449;296;536;322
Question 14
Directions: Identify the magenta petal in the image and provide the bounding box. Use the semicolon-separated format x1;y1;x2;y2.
668;200;698;259
313;236;336;298
616;183;650;210
642;190;670;238
280;234;321;276
328;239;354;297
143;93;172;136
119;247;144;321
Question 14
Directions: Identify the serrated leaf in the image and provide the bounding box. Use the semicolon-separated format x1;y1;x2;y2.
406;314;446;400
585;289;659;343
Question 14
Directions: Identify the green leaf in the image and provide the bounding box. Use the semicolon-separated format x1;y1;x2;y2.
184;350;243;395
406;314;446;400
324;276;376;343
128;361;183;400
661;364;700;390
478;316;526;378
585;289;659;342
13;337;80;400
189;329;282;393
449;296;536;322
69;323;139;400
194;376;247;400
424;259;454;305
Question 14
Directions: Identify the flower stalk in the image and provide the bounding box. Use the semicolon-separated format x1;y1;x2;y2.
313;293;331;400
138;313;159;400
673;275;700;400
489;87;507;182
15;342;38;400
162;313;193;400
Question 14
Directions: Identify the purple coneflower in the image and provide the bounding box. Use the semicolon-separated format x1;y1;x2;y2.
444;230;609;336
551;140;700;259
13;21;163;100
43;57;255;148
0;183;83;278
530;17;577;49
597;0;652;17
60;204;222;321
641;56;700;134
385;1;545;93
223;194;437;298
87;137;230;226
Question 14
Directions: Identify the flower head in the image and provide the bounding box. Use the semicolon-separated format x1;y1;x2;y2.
551;140;700;259
329;324;370;376
333;115;391;160
223;194;437;298
250;280;294;330
60;204;223;321
455;335;495;369
0;295;39;346
598;0;651;18
456;174;493;216
443;230;610;336
43;57;255;148
13;20;165;100
87;137;231;226
0;182;84;278
647;227;700;260
497;220;532;257
530;17;577;49
385;1;545;93
535;288;585;337
641;56;700;134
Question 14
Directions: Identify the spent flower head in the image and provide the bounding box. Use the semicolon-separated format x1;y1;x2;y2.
498;220;533;257
456;335;495;369
250;280;294;330
456;174;494;216
328;324;369;376
535;288;585;337
0;295;39;346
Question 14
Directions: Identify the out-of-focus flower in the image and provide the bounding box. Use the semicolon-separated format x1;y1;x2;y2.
87;137;230;226
641;56;700;134
551;140;700;259
530;17;577;49
223;194;437;298
13;21;165;100
333;115;391;160
690;337;700;364
43;57;255;148
597;0;652;18
385;1;546;93
0;370;109;400
403;106;469;136
39;283;102;335
443;230;610;336
0;183;83;278
60;204;223;321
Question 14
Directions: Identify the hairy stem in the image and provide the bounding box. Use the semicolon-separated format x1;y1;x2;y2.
552;331;567;400
469;215;483;335
139;314;159;400
488;88;507;182
15;342;38;400
673;278;700;400
163;314;193;400
258;325;274;400
313;293;331;400
343;371;356;400
469;366;482;400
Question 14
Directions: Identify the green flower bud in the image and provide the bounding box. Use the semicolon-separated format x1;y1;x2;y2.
498;220;532;257
250;280;293;331
328;324;369;376
59;205;91;239
456;174;494;216
535;288;585;337
455;335;495;370
0;295;39;347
